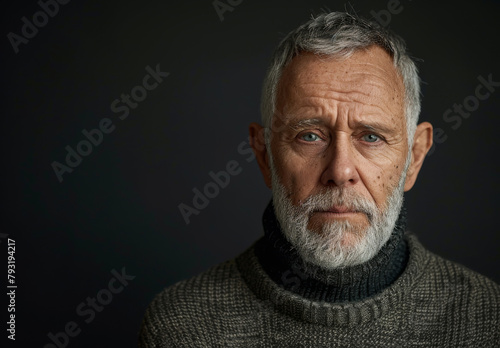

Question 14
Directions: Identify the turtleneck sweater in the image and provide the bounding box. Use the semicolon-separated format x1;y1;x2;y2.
139;203;500;347
255;200;409;303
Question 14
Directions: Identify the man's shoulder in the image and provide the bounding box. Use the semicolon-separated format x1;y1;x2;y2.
144;256;249;316
420;244;500;299
151;257;247;306
139;252;259;347
406;233;499;293
410;237;500;326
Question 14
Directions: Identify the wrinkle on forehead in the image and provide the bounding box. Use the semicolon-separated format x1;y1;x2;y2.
275;46;406;127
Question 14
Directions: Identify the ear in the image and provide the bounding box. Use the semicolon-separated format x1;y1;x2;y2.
404;122;433;192
249;123;272;188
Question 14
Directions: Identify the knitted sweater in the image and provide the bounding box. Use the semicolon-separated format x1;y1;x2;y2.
139;231;500;347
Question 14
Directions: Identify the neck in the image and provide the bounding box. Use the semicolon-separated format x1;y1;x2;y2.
255;200;409;302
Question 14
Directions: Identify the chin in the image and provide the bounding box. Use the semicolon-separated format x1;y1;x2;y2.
308;218;367;245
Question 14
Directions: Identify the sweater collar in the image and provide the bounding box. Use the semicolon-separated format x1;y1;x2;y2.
254;200;409;302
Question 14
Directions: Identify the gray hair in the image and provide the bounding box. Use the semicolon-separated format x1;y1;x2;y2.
261;11;421;146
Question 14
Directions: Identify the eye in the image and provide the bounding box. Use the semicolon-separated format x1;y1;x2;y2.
362;134;380;143
300;133;321;142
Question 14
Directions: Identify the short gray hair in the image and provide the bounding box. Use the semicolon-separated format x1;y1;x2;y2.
261;11;421;145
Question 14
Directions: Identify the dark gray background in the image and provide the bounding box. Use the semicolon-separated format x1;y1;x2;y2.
1;0;499;346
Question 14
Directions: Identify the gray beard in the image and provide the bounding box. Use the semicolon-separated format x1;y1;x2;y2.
269;152;410;270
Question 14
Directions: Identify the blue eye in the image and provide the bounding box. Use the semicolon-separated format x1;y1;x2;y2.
362;134;380;143
300;133;321;142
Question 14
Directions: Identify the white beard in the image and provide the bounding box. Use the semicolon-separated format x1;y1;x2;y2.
269;153;410;270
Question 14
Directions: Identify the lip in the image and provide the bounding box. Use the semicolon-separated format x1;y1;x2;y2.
311;206;363;219
315;206;358;214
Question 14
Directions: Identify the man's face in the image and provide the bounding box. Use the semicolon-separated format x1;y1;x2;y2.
267;46;410;268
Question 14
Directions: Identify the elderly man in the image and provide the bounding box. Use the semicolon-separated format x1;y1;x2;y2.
139;12;500;347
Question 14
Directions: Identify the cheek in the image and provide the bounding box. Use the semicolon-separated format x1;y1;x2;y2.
363;147;407;194
366;166;402;207
367;171;387;205
274;154;323;203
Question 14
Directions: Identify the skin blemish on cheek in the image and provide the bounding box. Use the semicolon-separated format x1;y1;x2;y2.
377;176;380;179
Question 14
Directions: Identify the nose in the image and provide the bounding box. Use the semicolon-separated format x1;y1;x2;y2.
320;134;360;187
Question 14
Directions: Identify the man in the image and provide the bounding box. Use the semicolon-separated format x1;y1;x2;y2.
139;12;500;347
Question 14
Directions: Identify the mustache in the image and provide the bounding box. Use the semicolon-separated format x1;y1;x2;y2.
297;188;378;221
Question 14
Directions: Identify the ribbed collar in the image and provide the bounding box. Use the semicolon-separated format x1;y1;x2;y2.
236;224;430;327
254;200;409;303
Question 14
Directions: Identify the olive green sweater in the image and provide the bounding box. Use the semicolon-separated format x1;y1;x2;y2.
138;233;500;347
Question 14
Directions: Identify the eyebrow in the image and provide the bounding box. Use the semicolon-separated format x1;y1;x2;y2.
358;122;397;135
287;118;325;130
286;117;397;135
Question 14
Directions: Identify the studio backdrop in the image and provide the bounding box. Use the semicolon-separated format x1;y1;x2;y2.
1;0;499;346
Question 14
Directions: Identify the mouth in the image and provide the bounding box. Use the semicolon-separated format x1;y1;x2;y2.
312;206;362;217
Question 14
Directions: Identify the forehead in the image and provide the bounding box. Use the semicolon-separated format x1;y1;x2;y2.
275;46;406;128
